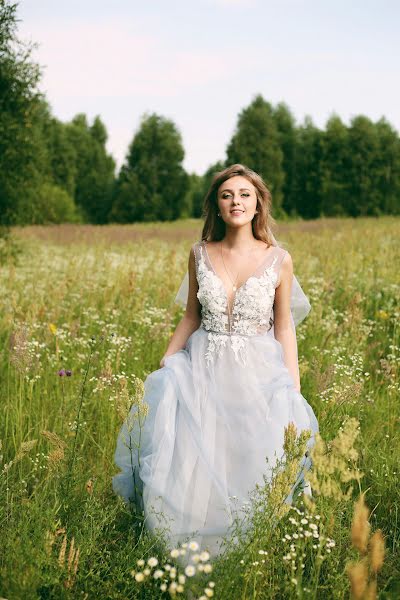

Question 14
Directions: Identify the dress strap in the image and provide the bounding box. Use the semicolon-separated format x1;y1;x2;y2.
192;241;205;279
273;247;288;287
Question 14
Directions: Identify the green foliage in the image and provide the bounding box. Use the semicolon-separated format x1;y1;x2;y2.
226;94;285;213
0;218;398;597
0;0;42;225
110;113;189;222
28;182;83;224
65;113;116;224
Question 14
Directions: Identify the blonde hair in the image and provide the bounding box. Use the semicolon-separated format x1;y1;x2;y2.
200;163;276;244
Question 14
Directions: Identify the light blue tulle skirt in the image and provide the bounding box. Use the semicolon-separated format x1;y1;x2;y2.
112;325;319;557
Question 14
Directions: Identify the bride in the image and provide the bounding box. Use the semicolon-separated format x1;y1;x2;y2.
112;163;319;557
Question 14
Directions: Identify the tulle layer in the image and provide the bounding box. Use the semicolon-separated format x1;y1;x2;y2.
112;326;319;557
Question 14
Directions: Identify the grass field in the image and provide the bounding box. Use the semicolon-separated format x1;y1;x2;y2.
0;216;399;599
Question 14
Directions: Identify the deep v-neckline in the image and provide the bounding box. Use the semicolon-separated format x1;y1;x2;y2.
202;240;277;310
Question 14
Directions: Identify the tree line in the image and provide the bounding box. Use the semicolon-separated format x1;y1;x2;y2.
1;0;399;226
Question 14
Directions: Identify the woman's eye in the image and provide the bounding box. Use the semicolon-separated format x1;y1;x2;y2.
222;193;250;198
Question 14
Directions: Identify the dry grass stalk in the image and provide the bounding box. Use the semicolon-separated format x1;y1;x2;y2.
57;532;81;589
351;494;370;554
9;325;33;373
47;448;65;471
41;430;67;472
369;530;385;574
41;430;67;451
2;439;38;474
346;495;385;600
58;534;68;567
308;417;362;501
267;423;311;519
347;559;368;599
44;530;56;556
364;580;377;600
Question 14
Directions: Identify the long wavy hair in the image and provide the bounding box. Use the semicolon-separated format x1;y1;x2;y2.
200;164;277;245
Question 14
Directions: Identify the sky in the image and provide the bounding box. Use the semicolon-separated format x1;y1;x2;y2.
18;0;400;175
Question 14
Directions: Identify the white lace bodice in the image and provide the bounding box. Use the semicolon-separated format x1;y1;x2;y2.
193;241;288;367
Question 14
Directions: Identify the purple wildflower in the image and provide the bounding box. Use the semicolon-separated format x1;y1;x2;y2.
58;369;66;377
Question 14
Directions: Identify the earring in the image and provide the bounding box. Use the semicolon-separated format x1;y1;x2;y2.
217;213;221;216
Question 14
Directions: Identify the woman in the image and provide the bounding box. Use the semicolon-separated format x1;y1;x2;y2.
112;163;319;557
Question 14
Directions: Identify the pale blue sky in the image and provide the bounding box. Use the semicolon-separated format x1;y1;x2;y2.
19;0;400;175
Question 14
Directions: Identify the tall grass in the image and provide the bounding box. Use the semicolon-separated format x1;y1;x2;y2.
0;216;398;598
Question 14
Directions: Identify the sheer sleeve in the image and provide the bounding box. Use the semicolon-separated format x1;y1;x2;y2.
174;270;189;308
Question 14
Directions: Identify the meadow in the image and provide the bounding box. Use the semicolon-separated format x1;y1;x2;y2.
0;216;399;599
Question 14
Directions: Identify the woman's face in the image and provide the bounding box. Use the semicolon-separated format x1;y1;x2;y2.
217;175;258;227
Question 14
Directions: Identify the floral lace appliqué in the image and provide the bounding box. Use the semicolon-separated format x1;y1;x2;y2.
195;243;279;367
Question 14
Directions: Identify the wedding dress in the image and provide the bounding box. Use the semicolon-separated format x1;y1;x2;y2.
112;238;319;557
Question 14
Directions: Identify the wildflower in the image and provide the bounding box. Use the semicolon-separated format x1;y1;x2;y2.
188;540;200;551
147;557;158;567
178;574;186;584
58;369;66;377
153;569;163;579
49;323;58;335
203;564;212;573
134;572;144;582
200;551;210;561
170;548;180;558
66;369;72;376
185;565;196;577
160;583;167;591
192;553;201;563
205;588;214;597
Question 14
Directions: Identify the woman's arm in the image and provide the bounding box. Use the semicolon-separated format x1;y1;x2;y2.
160;246;202;367
273;252;301;392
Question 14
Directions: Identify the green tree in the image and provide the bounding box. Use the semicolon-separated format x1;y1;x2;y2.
374;118;400;215
66;114;115;223
110;113;189;222
272;102;298;215
0;0;42;225
347;116;380;216
293;116;324;218
226;94;285;214
320;114;350;216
